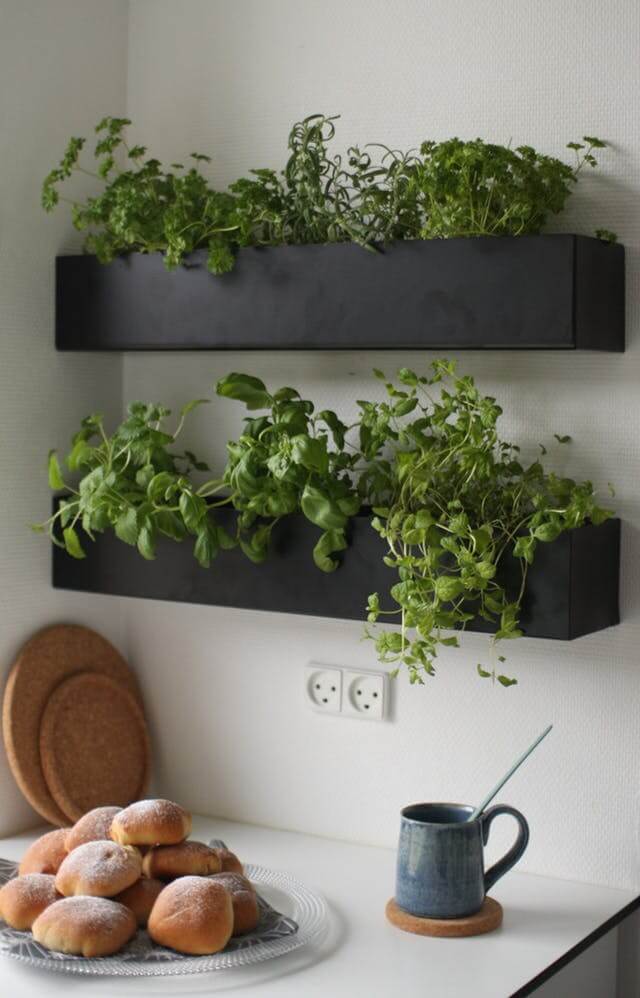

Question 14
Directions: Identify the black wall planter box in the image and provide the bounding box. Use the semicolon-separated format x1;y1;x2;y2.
52;513;620;641
56;235;624;352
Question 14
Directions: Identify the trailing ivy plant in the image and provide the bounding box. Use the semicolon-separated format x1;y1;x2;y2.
42;115;615;274
356;360;613;685
37;362;613;686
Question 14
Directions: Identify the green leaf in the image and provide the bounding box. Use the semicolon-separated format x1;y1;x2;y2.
216;373;272;410
155;510;186;541
477;664;492;678
534;523;561;542
301;484;347;530
476;560;496;579
63;526;85;559
147;472;177;502
194;523;219;567
394;398;418;417
434;576;464;602
313;529;347;572
316;409;346;448
497;675;518;687
179;492;205;533
115;507;139;545
554;434;572;444
239;524;271;563
291;435;328;474
218;525;237;550
48;451;65;490
137;524;156;560
180;398;210;419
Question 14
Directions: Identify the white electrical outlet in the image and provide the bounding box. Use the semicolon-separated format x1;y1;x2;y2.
304;664;342;714
342;669;386;721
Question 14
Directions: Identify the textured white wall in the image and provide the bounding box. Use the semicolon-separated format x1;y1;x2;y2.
122;0;640;889
0;0;129;834
122;0;640;890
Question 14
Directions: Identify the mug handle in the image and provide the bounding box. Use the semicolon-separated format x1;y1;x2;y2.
481;804;530;893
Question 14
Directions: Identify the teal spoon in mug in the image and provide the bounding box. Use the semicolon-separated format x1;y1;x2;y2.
468;724;553;822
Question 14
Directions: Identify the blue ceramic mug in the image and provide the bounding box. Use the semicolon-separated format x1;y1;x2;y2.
395;801;529;919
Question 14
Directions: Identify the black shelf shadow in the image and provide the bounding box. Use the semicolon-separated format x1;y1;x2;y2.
56;235;624;352
52;511;620;640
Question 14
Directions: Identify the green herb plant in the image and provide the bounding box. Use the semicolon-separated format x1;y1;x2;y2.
214;373;360;570
34;398;236;566
42;116;239;274
42;116;615;274
356;360;613;685
39;362;613;686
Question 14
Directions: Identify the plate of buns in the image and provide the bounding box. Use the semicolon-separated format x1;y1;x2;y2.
0;799;328;976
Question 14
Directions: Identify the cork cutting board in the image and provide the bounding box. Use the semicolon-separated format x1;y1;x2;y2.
40;671;150;822
2;624;142;826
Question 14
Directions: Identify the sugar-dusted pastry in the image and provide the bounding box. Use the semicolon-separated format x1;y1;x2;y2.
55;840;141;898
114;877;164;927
32;896;137;957
148;876;233;955
19;829;67;876
210;872;259;935
213;846;244;875
64;806;122;852
110;799;191;847
142;841;221;880
0;874;60;930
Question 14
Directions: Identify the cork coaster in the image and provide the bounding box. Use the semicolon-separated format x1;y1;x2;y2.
2;624;142;826
386;897;503;938
40;671;150;823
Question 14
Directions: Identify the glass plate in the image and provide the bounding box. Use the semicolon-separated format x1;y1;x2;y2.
0;847;328;977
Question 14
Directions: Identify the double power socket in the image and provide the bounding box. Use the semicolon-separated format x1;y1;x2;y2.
305;663;387;721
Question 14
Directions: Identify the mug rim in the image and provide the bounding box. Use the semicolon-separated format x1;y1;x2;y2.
401;801;476;827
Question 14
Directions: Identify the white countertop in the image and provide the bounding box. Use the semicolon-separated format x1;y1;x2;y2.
0;816;637;998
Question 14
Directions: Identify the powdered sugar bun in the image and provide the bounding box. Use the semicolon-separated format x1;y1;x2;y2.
55;840;141;898
0;874;60;930
114;877;164;927
148;876;233;955
19;829;67;876
210;872;259;935
142;841;221;880
110;799;191;846
213;846;244;875
65;806;122;852
32;896;137;957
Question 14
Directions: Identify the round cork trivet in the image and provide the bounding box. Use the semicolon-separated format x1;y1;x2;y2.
385;897;503;938
2;624;142;826
39;671;150;823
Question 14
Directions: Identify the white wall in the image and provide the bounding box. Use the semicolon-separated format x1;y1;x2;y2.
123;0;640;891
0;0;129;834
2;0;639;899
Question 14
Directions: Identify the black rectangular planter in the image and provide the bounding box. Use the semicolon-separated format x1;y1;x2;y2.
52;513;620;641
56;235;624;352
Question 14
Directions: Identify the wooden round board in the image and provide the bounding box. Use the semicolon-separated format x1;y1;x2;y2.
2;624;142;826
39;671;150;822
385;897;503;938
